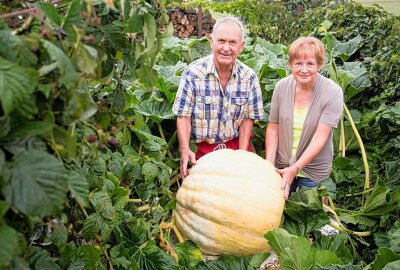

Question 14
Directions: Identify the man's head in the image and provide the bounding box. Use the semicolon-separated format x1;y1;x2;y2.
210;17;245;71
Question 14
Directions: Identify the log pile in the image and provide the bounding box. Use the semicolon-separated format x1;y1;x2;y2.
168;7;216;38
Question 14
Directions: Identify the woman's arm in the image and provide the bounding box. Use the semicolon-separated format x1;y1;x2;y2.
279;123;333;199
265;122;279;163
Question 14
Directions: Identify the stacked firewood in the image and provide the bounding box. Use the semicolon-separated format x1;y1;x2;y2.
168;7;216;38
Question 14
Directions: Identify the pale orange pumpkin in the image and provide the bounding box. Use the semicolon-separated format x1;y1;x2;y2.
174;149;285;256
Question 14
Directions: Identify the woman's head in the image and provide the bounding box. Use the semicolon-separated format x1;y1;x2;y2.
288;37;325;67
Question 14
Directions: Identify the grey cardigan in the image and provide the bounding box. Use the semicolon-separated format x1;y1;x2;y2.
269;73;344;182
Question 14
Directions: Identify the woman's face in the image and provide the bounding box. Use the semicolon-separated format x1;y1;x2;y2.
289;54;322;87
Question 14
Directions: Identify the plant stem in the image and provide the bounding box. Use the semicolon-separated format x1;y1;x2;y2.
343;103;370;206
345;188;373;197
138;204;150;212
339;113;346;157
158;123;174;159
0;0;64;19
127;198;142;203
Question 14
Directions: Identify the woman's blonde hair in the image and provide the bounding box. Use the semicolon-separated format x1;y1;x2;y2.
288;36;325;67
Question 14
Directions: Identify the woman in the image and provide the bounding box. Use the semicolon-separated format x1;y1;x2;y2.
265;36;343;200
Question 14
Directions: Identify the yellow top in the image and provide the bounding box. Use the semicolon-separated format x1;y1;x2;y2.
292;106;308;177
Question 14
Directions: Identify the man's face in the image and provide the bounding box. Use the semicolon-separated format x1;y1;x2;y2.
211;23;244;70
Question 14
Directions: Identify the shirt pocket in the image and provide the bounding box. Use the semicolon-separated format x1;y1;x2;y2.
230;94;248;119
194;96;214;119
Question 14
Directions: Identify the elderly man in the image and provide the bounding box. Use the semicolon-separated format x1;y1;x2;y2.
172;17;264;179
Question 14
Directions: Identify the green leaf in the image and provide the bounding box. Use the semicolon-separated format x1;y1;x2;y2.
83;212;114;241
0;27;37;66
135;66;160;88
0;225;19;268
370;247;400;270
143;13;157;48
0;116;11;138
383;260;400;270
47;126;77;158
132;127;167;151
50;223;68;250
283;188;330;235
134;97;175;124
127;14;144;33
265;228;315;270
109;88;127;113
72;44;98;75
3;150;67;216
83;188;115;241
60;244;102;270
142;162;159;183
388;221;400;253
63;88;97;124
0;57;39;115
37;2;62;26
315;234;352;264
25;246;61;270
61;0;82;41
315;249;340;266
8;114;54;138
134;240;178;270
41;40;78;88
196;255;255;270
67;170;89;208
362;186;391;215
175;241;202;268
332;35;362;62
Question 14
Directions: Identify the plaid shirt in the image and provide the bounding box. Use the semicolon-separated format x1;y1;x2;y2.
172;54;264;144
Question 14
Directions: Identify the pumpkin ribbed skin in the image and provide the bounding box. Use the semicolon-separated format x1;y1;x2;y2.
174;149;285;256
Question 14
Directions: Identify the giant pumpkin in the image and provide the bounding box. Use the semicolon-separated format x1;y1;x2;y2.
174;149;285;256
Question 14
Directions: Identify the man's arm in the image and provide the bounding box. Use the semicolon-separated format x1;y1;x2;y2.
239;118;253;150
278;123;333;199
177;116;196;179
265;122;279;163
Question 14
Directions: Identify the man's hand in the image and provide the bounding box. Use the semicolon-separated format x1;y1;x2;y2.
276;165;298;200
180;149;197;180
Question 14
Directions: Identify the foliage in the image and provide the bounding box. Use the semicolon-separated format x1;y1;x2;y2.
1;0;400;269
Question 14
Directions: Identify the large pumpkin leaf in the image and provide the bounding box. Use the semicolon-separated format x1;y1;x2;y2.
131;127;167;151
369;247;400;270
0;57;39;115
134;96;176;124
0;225;19;268
41;40;78;88
3;150;67;216
265;228;316;270
332;35;362;62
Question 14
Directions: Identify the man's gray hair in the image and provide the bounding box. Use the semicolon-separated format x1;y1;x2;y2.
211;17;245;40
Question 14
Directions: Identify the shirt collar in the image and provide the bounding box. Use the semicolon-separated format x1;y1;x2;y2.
206;54;240;79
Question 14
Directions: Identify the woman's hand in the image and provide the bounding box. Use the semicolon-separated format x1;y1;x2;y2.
276;165;299;200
